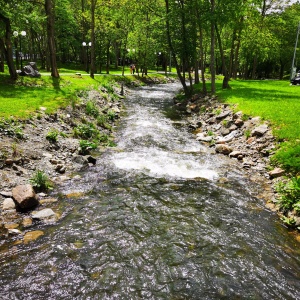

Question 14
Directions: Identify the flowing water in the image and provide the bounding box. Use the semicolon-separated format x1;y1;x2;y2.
1;83;300;299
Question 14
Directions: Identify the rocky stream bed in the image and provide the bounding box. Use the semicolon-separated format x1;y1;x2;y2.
0;79;296;246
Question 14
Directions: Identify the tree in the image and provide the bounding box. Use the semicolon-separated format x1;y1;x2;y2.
45;0;59;77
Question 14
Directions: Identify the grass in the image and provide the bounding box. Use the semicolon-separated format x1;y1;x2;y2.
0;64;171;119
213;79;300;175
216;80;300;141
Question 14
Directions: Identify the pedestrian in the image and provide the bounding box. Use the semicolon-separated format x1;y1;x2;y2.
130;64;133;74
132;64;136;74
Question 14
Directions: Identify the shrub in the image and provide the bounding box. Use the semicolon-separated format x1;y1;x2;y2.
73;123;99;139
30;170;52;191
46;129;59;142
271;141;300;175
78;140;98;155
86;101;99;117
275;176;300;212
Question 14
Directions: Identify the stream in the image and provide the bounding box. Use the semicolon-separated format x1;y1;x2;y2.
1;83;300;299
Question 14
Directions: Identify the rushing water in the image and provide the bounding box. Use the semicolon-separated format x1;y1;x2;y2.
1;83;300;299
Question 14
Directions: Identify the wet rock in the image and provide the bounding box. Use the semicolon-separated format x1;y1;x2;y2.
32;208;57;223
8;228;23;236
12;184;39;210
22;217;33;228
2;198;16;210
23;230;44;244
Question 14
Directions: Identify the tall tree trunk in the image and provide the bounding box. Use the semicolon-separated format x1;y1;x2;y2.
45;0;59;78
210;0;216;94
90;0;96;78
215;24;230;89
0;13;17;80
165;0;190;96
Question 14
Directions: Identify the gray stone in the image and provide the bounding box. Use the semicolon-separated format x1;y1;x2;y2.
229;151;243;158
251;125;268;137
2;198;16;210
0;191;13;198
12;184;39;209
32;208;56;221
216;111;231;120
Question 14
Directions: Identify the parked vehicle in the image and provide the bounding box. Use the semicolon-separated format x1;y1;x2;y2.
291;71;300;85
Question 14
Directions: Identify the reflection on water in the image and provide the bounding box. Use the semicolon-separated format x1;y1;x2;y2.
1;83;300;299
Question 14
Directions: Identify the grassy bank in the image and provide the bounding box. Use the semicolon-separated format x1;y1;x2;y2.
0;70;169;119
215;79;300;176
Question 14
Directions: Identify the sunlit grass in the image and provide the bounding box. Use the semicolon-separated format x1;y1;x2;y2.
216;80;300;141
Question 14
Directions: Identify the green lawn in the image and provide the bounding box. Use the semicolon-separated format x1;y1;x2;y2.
216;80;300;141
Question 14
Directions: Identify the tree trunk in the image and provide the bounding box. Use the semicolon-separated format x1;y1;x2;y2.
0;13;17;80
45;0;59;78
215;24;230;89
210;0;216;94
165;0;190;96
90;0;96;78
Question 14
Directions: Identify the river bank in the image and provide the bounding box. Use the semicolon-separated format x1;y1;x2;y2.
0;78;296;246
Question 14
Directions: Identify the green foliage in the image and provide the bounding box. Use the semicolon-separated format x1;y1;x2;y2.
0;119;24;139
86;101;99;117
275;176;300;212
78;140;98;155
30;170;52;191
107;109;116;121
271;142;300;175
73;123;99;139
46;129;59;142
244;129;251;139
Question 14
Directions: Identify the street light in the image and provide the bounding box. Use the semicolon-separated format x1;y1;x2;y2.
82;41;92;73
13;30;26;69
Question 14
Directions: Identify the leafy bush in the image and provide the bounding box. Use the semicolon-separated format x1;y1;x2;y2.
78;140;98;155
73;123;99;139
107;109;116;121
271;142;300;175
46;129;59;142
86;101;99;117
30;170;52;191
275;176;300;212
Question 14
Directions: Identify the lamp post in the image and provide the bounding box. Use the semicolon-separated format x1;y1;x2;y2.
82;42;91;72
13;30;26;70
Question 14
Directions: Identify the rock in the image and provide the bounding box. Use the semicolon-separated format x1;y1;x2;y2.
216;111;231;120
246;137;256;144
12;184;39;209
22;62;41;78
8;229;23;236
32;208;57;222
229;151;243;158
215;144;232;155
196;133;213;142
85;155;97;165
2;198;16;210
251;125;268;137
23;230;44;244
22;217;33;228
0;191;13;198
269;168;285;179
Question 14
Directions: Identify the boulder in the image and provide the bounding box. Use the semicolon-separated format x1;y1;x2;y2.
2;198;16;210
269;168;285;179
12;184;39;209
215;144;232;155
251;125;268;137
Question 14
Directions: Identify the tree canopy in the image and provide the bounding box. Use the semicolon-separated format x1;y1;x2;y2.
1;0;300;93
